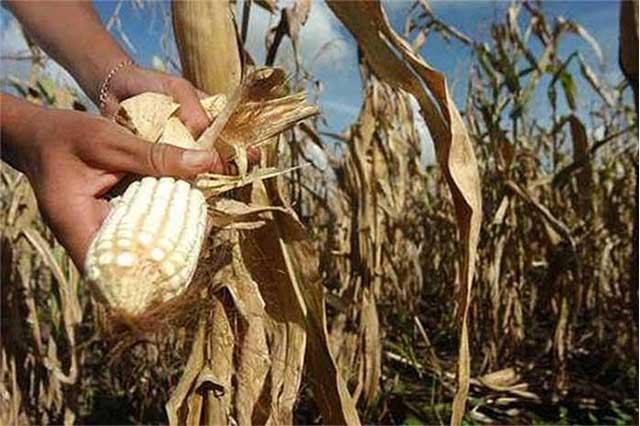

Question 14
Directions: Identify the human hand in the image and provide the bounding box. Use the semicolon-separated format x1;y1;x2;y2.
101;64;211;138
101;64;261;169
20;107;227;269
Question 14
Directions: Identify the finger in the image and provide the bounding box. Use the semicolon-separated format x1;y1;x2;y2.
164;79;210;138
106;131;226;178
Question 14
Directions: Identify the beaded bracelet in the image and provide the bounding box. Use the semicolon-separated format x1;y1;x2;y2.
98;59;134;113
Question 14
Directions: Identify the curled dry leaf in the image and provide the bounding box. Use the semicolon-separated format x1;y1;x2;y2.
197;68;319;157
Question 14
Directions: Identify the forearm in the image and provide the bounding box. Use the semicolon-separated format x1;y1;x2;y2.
5;0;130;103
1;93;43;174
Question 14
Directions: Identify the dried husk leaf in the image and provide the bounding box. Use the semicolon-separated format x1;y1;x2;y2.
118;92;179;142
196;165;307;195
117;93;227;150
158;116;198;149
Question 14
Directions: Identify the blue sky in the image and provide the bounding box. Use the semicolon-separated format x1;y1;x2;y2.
1;1;628;140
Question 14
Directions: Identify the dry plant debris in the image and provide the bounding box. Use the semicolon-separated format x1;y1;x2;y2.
1;1;637;425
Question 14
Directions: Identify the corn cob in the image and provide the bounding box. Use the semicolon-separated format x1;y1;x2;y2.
85;176;208;316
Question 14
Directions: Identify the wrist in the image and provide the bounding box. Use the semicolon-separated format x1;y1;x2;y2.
96;58;136;113
63;38;132;109
91;51;133;102
107;62;146;101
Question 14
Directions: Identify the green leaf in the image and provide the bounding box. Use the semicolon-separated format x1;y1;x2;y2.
37;77;57;105
403;414;424;425
560;71;577;110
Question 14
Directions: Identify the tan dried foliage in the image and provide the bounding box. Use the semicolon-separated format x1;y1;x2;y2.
324;77;424;410
326;2;482;423
108;67;360;424
2;1;637;424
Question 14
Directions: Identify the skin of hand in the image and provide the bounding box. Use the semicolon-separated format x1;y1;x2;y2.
2;1;259;271
103;64;212;138
2;95;233;270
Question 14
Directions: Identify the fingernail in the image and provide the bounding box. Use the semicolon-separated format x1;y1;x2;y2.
182;150;212;169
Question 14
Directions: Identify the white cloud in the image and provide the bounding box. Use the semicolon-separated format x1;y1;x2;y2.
242;0;351;72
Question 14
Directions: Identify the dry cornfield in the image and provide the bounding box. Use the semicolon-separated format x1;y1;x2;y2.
0;1;638;425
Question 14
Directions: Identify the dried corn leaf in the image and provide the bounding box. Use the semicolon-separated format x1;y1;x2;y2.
197;68;319;157
165;295;236;425
159;117;198;149
359;288;381;408
568;115;593;215
266;0;311;68
201;298;234;426
327;2;482;424
222;241;270;425
327;79;408;408
238;180;308;425
208;198;305;238
255;0;277;14
196;164;307;195
478;368;521;391
166;321;206;425
253;166;361;424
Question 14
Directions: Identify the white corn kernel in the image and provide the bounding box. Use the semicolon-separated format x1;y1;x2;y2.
98;252;114;266
116;252;136;267
150;248;165;262
138;232;153;246
162;260;177;277
117;239;132;249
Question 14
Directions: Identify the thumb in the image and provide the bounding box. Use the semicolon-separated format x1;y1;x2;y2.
112;133;226;179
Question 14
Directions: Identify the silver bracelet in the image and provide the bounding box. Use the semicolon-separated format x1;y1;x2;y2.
98;59;134;112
